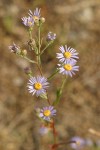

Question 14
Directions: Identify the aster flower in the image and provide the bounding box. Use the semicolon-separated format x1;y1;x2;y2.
28;8;41;21
58;60;79;77
70;136;86;150
39;125;49;135
56;45;79;63
9;43;20;53
22;16;34;27
39;106;56;121
47;32;56;41
27;76;49;97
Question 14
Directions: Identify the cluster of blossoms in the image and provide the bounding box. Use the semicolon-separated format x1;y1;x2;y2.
22;8;41;27
9;7;80;149
57;45;79;77
27;75;56;121
9;8;57;123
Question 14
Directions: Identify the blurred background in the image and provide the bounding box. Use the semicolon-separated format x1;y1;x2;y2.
0;0;100;150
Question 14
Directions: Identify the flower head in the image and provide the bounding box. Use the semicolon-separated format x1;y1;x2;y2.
70;136;86;150
27;76;49;97
9;43;20;53
56;45;79;63
22;16;34;27
58;60;79;77
47;32;56;41
39;106;56;121
28;8;41;21
39;125;49;135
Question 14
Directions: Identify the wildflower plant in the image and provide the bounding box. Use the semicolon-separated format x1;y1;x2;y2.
9;7;79;150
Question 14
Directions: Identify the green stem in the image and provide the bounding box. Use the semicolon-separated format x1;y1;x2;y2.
46;92;51;105
36;63;43;76
29;28;32;40
37;25;41;65
40;41;53;55
21;55;36;64
53;77;67;106
48;69;59;80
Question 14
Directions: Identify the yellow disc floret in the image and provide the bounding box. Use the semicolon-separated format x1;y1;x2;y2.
33;16;39;21
28;22;33;26
34;82;42;90
43;110;51;117
64;52;71;58
76;141;80;146
64;64;72;71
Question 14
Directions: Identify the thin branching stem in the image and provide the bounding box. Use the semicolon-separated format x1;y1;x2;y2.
40;41;53;55
29;28;33;40
22;55;37;64
36;63;43;76
48;69;59;80
38;25;41;65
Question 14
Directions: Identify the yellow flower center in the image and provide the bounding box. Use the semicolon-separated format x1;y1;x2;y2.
76;141;80;146
43;110;51;117
33;16;39;21
63;52;71;58
64;64;72;71
34;82;42;90
28;22;32;25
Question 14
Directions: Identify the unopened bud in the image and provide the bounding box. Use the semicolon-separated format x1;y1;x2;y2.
9;43;21;54
22;49;27;56
40;17;45;23
28;39;36;50
24;67;32;75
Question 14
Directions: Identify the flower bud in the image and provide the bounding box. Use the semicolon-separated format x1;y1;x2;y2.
28;39;36;50
24;67;32;75
22;49;27;56
9;43;21;54
40;17;45;23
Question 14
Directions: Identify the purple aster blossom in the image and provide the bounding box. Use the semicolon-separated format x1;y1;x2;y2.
22;16;34;27
39;106;56;121
70;136;86;150
9;43;20;53
39;126;49;135
27;76;49;97
47;32;56;41
56;45;79;63
58;60;79;77
28;8;41;21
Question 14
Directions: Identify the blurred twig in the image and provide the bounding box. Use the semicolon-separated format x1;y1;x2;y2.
88;128;100;137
